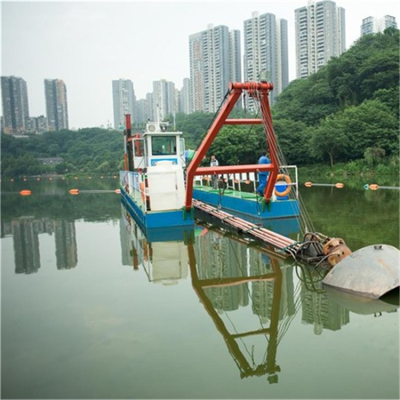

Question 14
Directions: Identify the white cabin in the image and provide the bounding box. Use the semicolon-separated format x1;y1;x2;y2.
123;121;187;212
129;122;186;170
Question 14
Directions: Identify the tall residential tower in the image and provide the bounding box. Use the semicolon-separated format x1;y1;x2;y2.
243;12;289;108
189;24;241;113
361;15;397;35
178;78;191;115
295;0;346;79
44;79;69;131
152;79;176;122
112;79;136;129
1;76;29;134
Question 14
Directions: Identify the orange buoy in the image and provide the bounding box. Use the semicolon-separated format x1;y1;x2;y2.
304;182;313;187
369;184;379;190
20;190;32;196
335;183;344;188
69;189;80;195
36;177;41;181
114;189;121;194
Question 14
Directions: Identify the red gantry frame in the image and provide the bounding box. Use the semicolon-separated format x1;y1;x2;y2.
185;82;280;211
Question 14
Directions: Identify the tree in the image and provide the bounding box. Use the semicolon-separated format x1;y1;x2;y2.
372;88;399;118
208;125;265;166
273;119;310;165
357;50;399;101
340;99;399;159
364;147;386;166
309;115;350;167
176;112;214;149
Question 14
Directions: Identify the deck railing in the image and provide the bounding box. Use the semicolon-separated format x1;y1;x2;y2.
192;165;298;200
120;170;148;212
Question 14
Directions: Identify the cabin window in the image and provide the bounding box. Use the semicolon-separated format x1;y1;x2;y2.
151;136;177;155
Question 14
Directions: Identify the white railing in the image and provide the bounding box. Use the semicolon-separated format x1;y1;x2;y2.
190;165;299;199
120;170;148;212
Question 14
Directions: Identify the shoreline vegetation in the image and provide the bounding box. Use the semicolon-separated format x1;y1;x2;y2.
2;164;398;188
2;29;399;186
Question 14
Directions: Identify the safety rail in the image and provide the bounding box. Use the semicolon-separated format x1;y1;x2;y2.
192;165;298;200
120;170;148;212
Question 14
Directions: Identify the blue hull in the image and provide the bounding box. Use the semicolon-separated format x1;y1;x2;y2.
192;188;299;222
120;187;194;234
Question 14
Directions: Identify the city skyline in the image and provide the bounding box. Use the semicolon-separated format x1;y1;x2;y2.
2;0;399;129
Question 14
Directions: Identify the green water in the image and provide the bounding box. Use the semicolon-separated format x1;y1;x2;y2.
1;177;399;399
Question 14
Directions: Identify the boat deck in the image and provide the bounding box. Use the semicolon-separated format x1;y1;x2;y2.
192;184;299;221
193;185;260;200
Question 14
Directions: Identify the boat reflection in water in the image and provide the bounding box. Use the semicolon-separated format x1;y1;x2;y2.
120;205;195;284
119;203;396;383
120;203;299;381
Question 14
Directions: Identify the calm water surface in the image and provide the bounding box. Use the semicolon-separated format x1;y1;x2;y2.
1;177;399;399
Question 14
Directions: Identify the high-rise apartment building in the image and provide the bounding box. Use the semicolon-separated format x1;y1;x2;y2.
146;93;154;122
112;79;136;129
36;115;49;133
178;78;191;114
361;15;397;36
230;31;242;86
189;24;241;113
44;79;69;131
152;80;176;122
135;99;148;125
1;76;29;134
295;0;346;79
25;117;37;134
243;12;289;108
25;115;49;134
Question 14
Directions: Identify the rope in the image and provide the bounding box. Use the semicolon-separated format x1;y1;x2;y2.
255;87;316;237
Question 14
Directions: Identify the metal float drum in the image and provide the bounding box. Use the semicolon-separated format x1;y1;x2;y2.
322;244;400;299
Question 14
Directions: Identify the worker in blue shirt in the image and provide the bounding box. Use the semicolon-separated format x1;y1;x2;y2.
256;152;271;196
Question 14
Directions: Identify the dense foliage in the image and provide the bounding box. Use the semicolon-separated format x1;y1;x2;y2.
1;28;398;178
272;28;399;168
1;128;124;176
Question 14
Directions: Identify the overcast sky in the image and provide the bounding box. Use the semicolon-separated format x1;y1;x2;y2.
2;0;399;128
